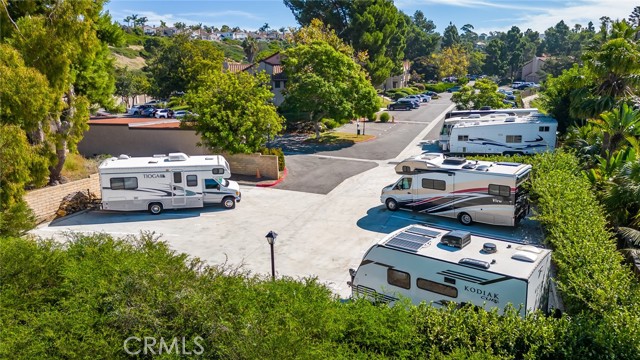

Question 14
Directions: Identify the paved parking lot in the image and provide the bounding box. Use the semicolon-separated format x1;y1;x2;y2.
31;95;542;299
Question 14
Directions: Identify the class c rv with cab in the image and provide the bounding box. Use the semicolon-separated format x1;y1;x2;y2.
99;153;241;214
381;153;531;226
348;224;552;318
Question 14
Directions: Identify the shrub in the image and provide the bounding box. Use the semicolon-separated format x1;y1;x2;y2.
413;83;425;90
379;112;390;122
367;113;377;122
261;147;285;171
321;118;339;130
424;82;451;93
392;91;408;100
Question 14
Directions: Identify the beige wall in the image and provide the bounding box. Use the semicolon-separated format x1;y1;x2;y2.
78;125;279;179
25;174;101;222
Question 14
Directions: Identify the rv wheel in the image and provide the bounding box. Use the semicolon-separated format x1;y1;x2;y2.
149;203;163;215
222;196;236;209
385;198;399;211
458;212;473;226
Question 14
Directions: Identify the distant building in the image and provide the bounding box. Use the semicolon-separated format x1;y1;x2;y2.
224;52;286;106
380;60;410;90
142;25;157;35
521;56;546;83
220;31;248;41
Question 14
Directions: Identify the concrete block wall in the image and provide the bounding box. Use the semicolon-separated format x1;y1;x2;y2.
24;174;101;222
223;153;279;180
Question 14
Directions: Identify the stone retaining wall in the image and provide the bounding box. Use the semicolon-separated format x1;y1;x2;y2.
24;174;101;222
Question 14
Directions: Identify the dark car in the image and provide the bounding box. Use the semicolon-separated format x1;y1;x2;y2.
447;86;462;93
388;100;413;111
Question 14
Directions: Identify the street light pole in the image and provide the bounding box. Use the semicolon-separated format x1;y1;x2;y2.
265;231;278;281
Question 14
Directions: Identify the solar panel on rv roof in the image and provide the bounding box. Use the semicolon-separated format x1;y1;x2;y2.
406;226;441;238
384;238;425;252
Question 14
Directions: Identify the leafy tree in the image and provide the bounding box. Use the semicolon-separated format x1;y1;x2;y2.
4;0;122;184
146;35;224;98
281;42;379;138
441;22;460;48
540;64;595;132
543;20;571;56
220;24;231;32
404;11;440;60
433;45;468;79
242;37;259;62
451;79;507;110
174;22;187;30
467;50;486;75
283;0;407;85
114;67;150;108
289;18;360;60
504;26;524;80
482;38;507;77
186;71;284;153
410;56;439;82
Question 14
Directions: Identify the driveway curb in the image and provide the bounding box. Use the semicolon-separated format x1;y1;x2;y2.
256;167;288;187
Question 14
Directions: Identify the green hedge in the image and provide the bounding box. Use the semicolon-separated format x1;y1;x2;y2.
424;82;451;93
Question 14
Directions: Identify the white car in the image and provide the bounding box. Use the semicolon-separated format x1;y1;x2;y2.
154;109;171;118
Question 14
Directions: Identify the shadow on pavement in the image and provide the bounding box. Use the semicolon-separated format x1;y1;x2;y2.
48;205;228;227
267;133;357;155
356;206;544;244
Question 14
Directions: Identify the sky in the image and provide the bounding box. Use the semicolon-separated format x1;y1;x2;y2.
105;0;638;35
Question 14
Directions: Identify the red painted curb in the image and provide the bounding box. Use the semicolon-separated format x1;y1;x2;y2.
256;167;288;187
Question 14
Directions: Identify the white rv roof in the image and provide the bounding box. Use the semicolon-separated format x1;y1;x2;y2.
99;153;228;171
397;153;531;176
453;115;557;129
378;225;551;280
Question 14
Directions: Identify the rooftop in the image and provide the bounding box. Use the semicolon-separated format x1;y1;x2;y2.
395;153;531;176
98;153;227;170
378;225;551;280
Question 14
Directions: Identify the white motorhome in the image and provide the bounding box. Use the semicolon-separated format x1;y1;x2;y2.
99;153;241;214
348;224;552;317
381;153;531;226
439;111;557;155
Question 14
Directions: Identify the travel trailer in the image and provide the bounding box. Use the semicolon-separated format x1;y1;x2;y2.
381;153;531;226
439;111;557;155
99;153;241;214
348;224;552;317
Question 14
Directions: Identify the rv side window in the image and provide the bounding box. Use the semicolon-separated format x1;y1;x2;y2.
110;177;138;190
417;278;458;298
506;135;522;143
186;175;198;187
204;179;219;189
212;168;225;175
387;269;411;289
539;126;550;132
489;184;511;197
173;172;182;183
422;179;446;191
457;135;469;141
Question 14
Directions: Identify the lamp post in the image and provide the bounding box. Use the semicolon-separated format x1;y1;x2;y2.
265;231;277;281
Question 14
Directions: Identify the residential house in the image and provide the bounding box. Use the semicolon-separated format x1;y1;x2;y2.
220;31;248;41
224;52;286;106
142;25;157;35
162;27;178;37
521;56;546;83
380;60;410;90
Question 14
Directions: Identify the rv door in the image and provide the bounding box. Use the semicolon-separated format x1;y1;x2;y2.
171;171;187;206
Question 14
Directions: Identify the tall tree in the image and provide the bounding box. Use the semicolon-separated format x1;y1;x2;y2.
281;41;379;138
404;11;440;60
441;22;460;48
242;37;259;63
4;0;123;184
433;45;468;79
146;35;224;98
283;0;407;85
482;38;507;77
543;20;571;55
259;23;270;32
186;71;284;154
504;26;524;80
629;6;640;27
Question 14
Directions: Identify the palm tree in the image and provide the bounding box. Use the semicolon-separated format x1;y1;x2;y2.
242;37;259;63
604;159;640;234
589;103;640;161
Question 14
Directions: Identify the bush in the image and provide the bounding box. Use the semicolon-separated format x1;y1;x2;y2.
261;147;285;171
413;83;425;91
424;82;451;93
367;113;377;122
379;112;390;122
392;91;408;100
321;118;339;130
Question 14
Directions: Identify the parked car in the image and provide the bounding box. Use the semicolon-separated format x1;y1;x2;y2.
175;110;189;118
423;91;440;99
447;86;462;93
405;94;424;103
398;97;420;108
515;83;532;90
388;100;414;111
417;94;431;102
154;108;172;118
127;105;141;115
503;100;516;107
505;95;516;101
142;107;157;117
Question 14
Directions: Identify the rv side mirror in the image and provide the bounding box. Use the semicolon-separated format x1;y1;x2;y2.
216;184;221;190
349;268;356;278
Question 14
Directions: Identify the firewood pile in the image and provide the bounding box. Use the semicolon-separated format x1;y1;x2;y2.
56;191;100;217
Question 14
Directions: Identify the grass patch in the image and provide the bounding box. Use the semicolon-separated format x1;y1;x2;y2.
110;46;141;59
61;154;102;181
304;131;375;145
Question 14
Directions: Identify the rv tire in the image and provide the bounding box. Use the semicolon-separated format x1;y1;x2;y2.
385;198;399;211
222;196;236;209
458;212;473;226
149;203;163;215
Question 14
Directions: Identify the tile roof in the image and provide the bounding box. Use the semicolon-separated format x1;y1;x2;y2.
88;117;181;129
225;62;252;73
